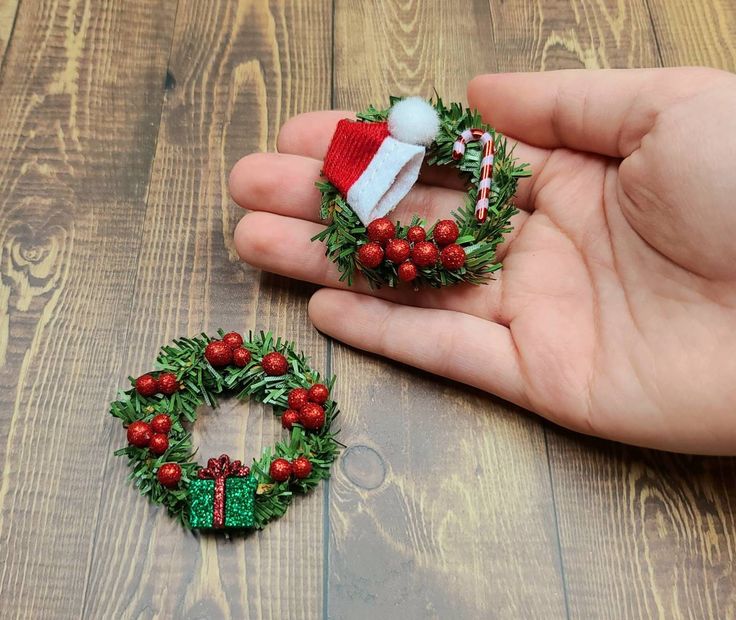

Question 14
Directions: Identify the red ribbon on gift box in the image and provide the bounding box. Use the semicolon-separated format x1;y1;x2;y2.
197;454;250;528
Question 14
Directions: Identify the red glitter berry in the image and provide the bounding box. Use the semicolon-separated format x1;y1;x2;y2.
300;403;325;431
281;409;300;430
357;242;384;269
288;387;310;410
292;456;313;479
411;241;439;267
149;433;169;456
127;421;152;447
432;220;460;246
398;261;418;282
440;243;466;270
222;331;244;350
262;351;288;376
135;374;159;397
406;226;426;243
150;414;172;434
157;372;179;395
308;383;329;404
269;458;293;482
385;238;411;263
366;218;396;245
157;462;182;488
232;347;252;367
204;340;232;367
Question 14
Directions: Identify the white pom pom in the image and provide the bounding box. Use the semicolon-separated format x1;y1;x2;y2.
388;97;440;146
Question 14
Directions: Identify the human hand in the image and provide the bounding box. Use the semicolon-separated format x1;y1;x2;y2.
229;68;736;454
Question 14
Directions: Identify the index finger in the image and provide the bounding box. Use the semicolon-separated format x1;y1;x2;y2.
467;68;729;158
277;111;354;159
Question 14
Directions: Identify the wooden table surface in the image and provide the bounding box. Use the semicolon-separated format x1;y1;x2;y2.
1;1;735;618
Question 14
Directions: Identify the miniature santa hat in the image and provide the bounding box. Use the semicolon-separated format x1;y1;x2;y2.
322;97;440;225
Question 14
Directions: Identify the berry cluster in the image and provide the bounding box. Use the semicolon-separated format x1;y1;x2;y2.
357;217;467;282
204;332;289;377
204;331;253;368
282;383;329;431
131;369;184;489
204;331;290;376
126;413;173;455
135;372;180;397
126;413;182;488
269;456;313;482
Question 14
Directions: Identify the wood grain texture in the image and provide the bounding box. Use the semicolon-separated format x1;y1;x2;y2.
490;0;659;71
0;0;18;63
329;2;567;618
82;1;332;618
0;0;177;618
489;1;736;618
549;434;736;619
647;0;736;70
1;1;735;619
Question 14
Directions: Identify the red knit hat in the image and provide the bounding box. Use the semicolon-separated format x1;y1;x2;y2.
322;98;440;224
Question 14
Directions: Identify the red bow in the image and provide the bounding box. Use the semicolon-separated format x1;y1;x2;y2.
197;454;250;528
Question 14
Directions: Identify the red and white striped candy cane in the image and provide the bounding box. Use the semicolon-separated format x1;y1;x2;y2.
452;128;495;222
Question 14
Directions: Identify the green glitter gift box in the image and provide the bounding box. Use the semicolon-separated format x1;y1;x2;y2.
188;454;257;529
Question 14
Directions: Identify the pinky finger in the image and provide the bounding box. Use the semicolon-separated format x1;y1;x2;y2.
308;288;529;409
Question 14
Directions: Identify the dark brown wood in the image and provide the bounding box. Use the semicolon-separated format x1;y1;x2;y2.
0;0;178;618
549;434;736;618
1;1;735;618
80;1;332;618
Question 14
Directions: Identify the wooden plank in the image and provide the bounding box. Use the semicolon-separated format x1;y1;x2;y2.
551;436;736;618
82;1;332;618
490;0;659;70
490;1;736;617
0;0;177;618
329;2;568;618
0;0;19;63
647;0;736;70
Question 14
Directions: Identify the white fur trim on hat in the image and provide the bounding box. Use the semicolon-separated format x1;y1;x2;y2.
388;97;440;146
346;136;425;225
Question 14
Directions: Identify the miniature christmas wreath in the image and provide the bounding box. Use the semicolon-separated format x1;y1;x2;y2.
109;330;340;531
313;96;530;288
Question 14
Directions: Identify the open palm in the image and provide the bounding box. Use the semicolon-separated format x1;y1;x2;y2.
230;68;736;454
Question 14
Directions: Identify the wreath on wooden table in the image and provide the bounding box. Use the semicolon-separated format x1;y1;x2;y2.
313;96;530;289
109;330;340;531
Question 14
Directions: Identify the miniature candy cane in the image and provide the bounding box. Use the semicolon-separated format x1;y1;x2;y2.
452;128;495;222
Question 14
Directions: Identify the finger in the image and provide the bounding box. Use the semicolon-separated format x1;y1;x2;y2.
308;288;529;409
234;211;507;323
233;140;548;222
277;111;354;159
229;152;323;219
467;68;727;157
230;152;471;223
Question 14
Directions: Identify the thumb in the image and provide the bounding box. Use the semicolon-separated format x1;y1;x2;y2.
468;67;727;158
